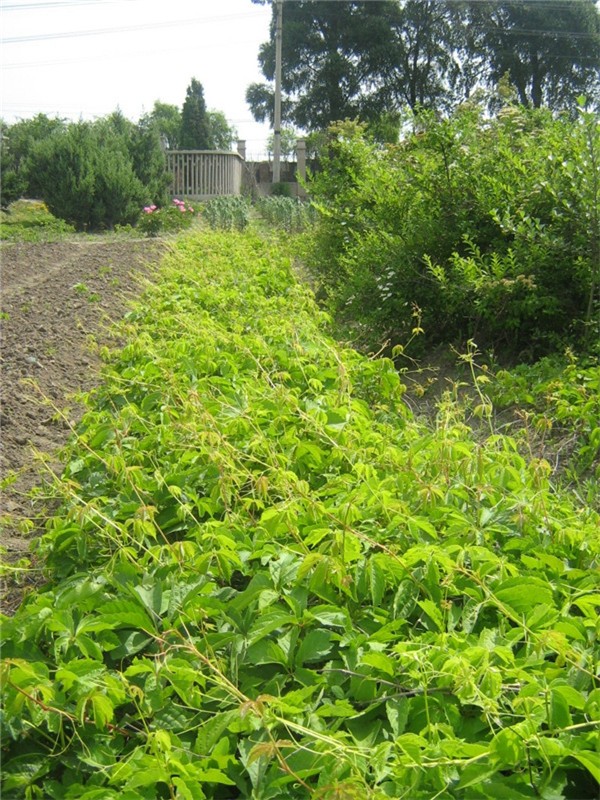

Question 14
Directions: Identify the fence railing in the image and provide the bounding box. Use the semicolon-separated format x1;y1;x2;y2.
167;151;244;199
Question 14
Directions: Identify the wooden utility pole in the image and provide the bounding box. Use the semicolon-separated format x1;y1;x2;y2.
273;0;283;184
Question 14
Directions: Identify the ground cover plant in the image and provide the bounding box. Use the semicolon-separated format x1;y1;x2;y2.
1;230;599;799
487;353;600;499
0;200;75;242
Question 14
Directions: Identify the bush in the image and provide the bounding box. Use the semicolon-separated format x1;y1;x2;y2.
0;114;66;207
308;104;599;359
137;198;197;237
6;112;170;231
26;121;152;230
0;200;75;242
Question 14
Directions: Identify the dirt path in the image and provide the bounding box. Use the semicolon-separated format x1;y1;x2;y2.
1;238;166;606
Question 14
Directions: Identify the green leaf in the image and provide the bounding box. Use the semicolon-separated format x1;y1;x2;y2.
90;693;114;729
361;651;396;677
493;577;554;615
490;729;524;767
98;599;156;631
369;558;386;606
572;751;600;784
417;599;444;632
457;762;500;789
295;628;333;665
246;639;287;666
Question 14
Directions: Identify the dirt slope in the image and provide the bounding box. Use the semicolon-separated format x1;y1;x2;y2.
1;238;166;607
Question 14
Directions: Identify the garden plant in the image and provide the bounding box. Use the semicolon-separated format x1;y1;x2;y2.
1;230;598;799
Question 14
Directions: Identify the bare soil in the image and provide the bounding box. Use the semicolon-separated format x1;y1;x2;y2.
1;238;166;611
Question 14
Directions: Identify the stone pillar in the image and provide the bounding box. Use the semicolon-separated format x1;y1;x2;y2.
237;140;246;160
296;139;307;199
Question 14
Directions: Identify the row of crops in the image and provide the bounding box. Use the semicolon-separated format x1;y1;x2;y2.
1;230;599;799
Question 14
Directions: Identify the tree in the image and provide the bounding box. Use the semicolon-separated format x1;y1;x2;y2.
180;78;212;149
206;110;237;150
247;1;477;132
248;0;599;133
0;114;66;205
247;1;401;131
140;101;182;150
374;1;471;114
464;0;600;110
267;126;297;160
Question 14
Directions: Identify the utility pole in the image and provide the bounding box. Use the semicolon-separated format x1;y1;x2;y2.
273;0;283;184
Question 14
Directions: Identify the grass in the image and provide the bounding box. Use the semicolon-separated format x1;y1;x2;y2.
0;200;76;242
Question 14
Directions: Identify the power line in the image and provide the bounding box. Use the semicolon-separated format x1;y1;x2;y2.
2;0;131;9
2;11;266;43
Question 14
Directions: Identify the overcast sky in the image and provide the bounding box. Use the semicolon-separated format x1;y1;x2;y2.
1;0;274;157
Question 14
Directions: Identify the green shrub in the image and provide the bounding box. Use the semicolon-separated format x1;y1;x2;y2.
8;112;169;231
308;104;599;359
137;198;197;237
0;114;66;207
0;200;75;241
26;122;146;230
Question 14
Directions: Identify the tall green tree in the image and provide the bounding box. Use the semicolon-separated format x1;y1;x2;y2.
248;0;599;132
247;1;402;131
180;78;212;149
464;0;600;110
0;114;66;205
140;101;182;150
206;110;237;150
375;0;472;114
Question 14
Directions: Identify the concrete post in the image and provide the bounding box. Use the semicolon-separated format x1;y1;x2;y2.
237;140;246;160
273;0;283;184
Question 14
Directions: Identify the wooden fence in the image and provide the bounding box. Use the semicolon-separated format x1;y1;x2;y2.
167;151;244;199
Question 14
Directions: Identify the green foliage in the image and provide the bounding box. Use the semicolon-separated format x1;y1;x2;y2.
465;0;600;111
489;353;600;490
0;200;75;242
137;198;198;237
6;113;168;231
0;114;66;207
249;1;599;131
140;100;236;152
205;109;237;151
26;121;144;230
1;231;599;799
203;196;251;231
180;78;212;150
140;101;182;150
267;128;298;161
256;196;316;232
307;105;600;358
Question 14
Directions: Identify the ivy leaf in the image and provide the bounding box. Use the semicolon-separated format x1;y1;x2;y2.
572;751;600;785
90;693;114;730
493;577;554;615
295;629;333;665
